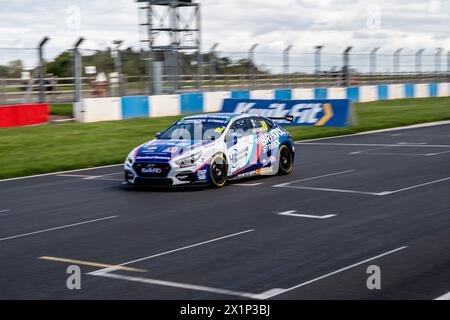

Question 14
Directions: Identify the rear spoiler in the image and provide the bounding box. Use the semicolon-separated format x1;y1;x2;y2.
268;115;294;123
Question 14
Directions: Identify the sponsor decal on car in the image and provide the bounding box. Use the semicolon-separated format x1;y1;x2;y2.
230;146;249;169
141;167;163;174
196;169;208;181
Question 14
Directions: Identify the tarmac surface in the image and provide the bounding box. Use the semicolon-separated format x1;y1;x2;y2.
0;122;449;300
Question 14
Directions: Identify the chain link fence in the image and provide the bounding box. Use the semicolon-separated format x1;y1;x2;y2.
1;45;449;105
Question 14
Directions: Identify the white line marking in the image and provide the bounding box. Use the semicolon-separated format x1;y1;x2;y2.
297;142;450;148
0;216;118;242
349;146;392;155
277;176;450;196
355;152;436;157
273;170;355;188
294;120;450;143
384;176;450;195
277;210;336;219
261;246;408;299
425;150;450;156
91;272;262;300
233;183;263;187
435;291;450;300
82;172;122;180
0;209;11;215
57;174;94;178
397;142;427;145
279;186;388;196
89;229;255;275
0;164;123;183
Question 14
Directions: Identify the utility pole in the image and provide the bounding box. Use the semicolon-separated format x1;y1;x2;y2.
343;47;353;87
283;45;293;87
113;40;124;96
73;37;84;103
38;36;50;103
209;43;219;91
248;44;258;89
415;49;425;73
314;45;323;74
370;47;379;74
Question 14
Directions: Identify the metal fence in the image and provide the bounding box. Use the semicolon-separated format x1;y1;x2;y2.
1;42;449;105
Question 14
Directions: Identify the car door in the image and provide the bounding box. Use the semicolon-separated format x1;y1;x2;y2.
249;117;278;173
225;118;254;175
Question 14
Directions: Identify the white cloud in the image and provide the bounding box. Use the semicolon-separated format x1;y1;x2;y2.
0;0;448;72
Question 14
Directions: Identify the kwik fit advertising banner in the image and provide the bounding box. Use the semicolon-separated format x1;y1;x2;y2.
221;99;356;127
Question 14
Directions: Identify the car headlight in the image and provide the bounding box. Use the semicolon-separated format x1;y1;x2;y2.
125;148;138;166
175;151;202;168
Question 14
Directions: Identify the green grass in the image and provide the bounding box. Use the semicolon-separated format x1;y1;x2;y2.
50;103;74;117
0;97;449;180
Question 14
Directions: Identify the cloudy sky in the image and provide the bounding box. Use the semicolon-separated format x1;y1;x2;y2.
0;0;448;72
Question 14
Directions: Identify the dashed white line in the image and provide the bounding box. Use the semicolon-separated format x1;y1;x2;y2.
233;182;263;187
0;215;118;242
277;210;337;219
273;170;355;188
89;229;255;275
434;291;450;300
260;246;408;299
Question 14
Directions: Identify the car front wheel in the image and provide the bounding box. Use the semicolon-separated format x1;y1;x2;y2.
210;154;227;188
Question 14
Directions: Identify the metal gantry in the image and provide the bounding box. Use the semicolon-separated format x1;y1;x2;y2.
137;0;201;94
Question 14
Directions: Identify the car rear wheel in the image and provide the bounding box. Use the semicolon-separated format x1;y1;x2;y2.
277;145;293;175
210;154;227;188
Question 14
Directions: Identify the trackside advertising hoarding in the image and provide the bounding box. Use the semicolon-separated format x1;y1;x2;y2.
221;99;355;127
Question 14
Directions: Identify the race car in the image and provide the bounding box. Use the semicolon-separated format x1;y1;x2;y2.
124;113;295;187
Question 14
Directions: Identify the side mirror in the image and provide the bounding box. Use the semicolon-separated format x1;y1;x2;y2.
155;132;162;138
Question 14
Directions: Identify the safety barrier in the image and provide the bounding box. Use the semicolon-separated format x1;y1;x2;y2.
73;83;450;123
0;104;49;128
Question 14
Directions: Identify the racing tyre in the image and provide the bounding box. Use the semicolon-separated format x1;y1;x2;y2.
277;145;293;175
210;154;227;188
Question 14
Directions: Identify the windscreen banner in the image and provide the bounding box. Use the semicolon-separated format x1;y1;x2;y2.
221;99;356;127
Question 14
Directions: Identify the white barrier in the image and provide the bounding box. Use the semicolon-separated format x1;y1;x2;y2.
203;91;231;113
327;87;346;99
388;84;404;100
438;83;450;97
149;94;180;117
76;83;449;123
73;102;84;122
291;88;314;99
415;84;429;98
250;90;274;99
79;97;121;123
359;86;377;102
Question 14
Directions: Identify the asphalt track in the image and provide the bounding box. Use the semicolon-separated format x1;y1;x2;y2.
0;122;449;300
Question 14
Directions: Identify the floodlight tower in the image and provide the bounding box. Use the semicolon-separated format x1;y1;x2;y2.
137;0;201;94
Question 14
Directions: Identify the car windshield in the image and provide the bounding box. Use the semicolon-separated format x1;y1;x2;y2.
158;118;229;141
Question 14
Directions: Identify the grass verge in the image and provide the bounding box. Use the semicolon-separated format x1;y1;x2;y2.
0;97;449;180
50;103;74;117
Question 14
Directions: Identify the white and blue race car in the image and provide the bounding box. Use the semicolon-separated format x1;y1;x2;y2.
124;113;295;188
